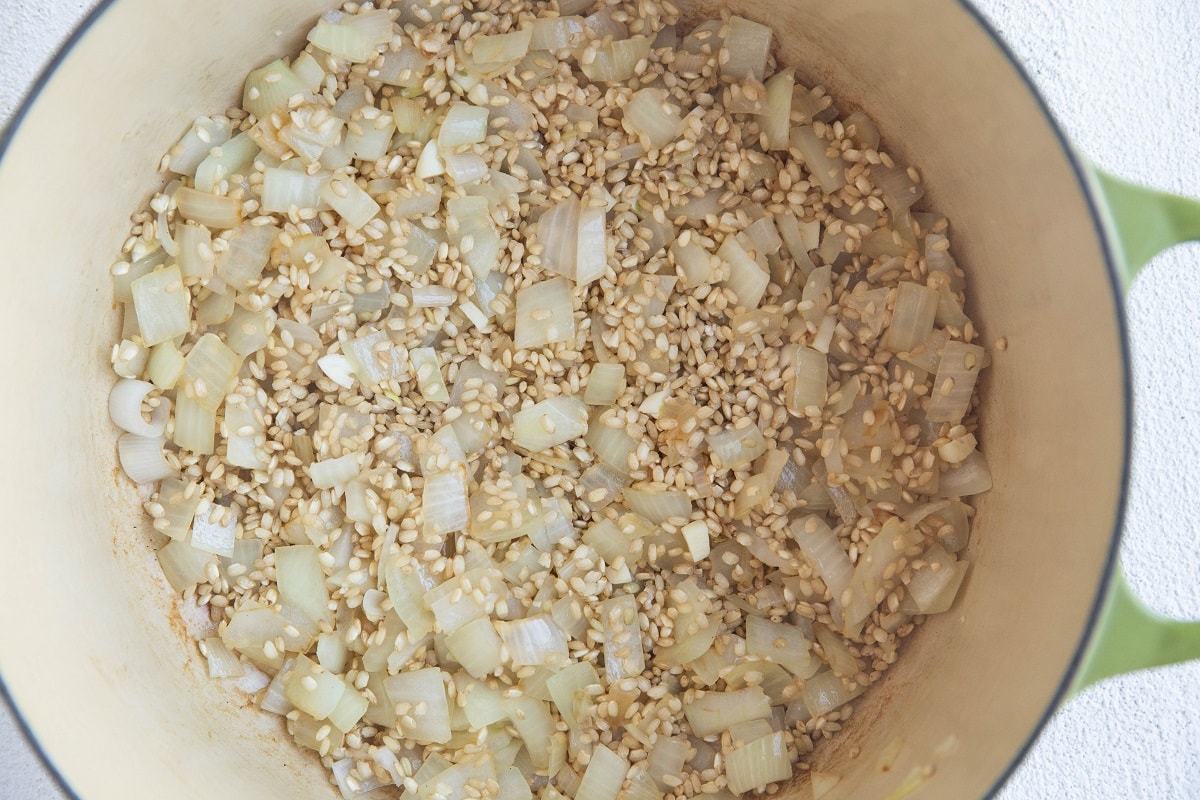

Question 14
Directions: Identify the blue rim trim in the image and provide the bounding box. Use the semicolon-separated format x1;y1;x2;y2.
0;2;1134;799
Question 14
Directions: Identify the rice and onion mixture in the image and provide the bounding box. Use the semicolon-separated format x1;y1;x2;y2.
108;0;992;797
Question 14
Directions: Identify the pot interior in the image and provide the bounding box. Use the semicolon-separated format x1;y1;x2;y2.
0;0;1126;797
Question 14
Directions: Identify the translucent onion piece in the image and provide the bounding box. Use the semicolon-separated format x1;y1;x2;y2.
786;346;828;416
343;328;402;387
307;453;359;489
411;284;458;308
622;88;684;151
117;434;174;484
813;622;863;680
789;515;853;619
112;337;148;380
224;398;268;470
725;732;792;794
623;485;691;524
718;234;770;309
655;578;716;667
448;196;500;280
410;347;450;402
332;756;382;797
759;70;794;150
577;462;630;510
345;111;396;161
873;163;925;212
385;559;436;638
217;223;279;290
646;737;689;792
155;477;202;540
576;745;628;800
882;281;938;353
529;16;586;51
176;223;214;281
261;168;330;214
223;306;274;357
584;363;626;406
168;116;232;177
373;42;429;87
843;519;919;633
497;614;570;669
546;661;600;731
243;59;310;119
801;265;833;327
321;175;381;229
196;289;234;328
927;341;987;423
746;616;820;679
286;655;347;720
173;395;216;454
443;153;489;186
601;594;644;682
707;423;768;471
744;217;783;257
580;36;652;84
802;670;865;718
472;28;533;64
109;379;170;437
130;264;190;346
438;102;490;149
506;695;556;770
684;687;771;736
194;132;259;194
423;467;470;536
384;668;452;744
514;274;579;349
275;545;332;626
307;9;393;63
937;450;992;497
513;396;588;451
536;197;581;280
446;616;505;678
791;125;846;195
585;421;637;474
720;16;773;81
575;206;608;285
671;238;716;287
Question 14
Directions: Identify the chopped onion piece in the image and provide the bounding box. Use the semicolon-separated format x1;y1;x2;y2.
725;732;792;794
307;453;359;489
536;197;581;280
261;168;330;214
198;636;244;680
448;196;500;280
601;594;644;682
575;206;608;285
194;132;259;194
584;363;626;406
576;745;628;800
446;616;505;678
472;28;533;64
546;661;600;731
217;223;279;290
585;421;637;474
321;175;380;229
317;354;356;390
671;238;716;287
623;485;691;524
243;59;310;119
530;16;586;50
874;163;925;212
759;70;794;150
117;434;174;484
438;102;490;149
720;16;772;81
306;9;393;63
791;125;846;195
789;515;853;620
423;467;470;536
373;42;429;87
786;347;828;416
344;111;396;161
580;36;652;83
224;398;267;470
844;519;919;633
498;615;570;668
410;347;449;402
442;153;488;186
646;737;689;792
802;670;865;718
172;395;216;454
746;616;819;678
176;223;214;281
416;139;445;178
168;116;232;177
506;695;556;769
622;88;684;151
513;277;573;347
882;281;938;353
707;423;768;471
684;687;770;736
513;396;588;451
813;623;863;680
175;186;242;229
385;668;452;744
286;655;346;720
927;341;987;423
937;450;992;497
109;379;170;437
718;234;770;309
275;545;332;626
577;462;630;510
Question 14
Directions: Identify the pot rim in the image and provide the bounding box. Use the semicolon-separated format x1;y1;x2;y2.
0;1;1133;798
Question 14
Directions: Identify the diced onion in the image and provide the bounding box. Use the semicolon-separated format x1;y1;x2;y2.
873;163;925;212
446;617;505;678
720;16;773;81
575;206;608;285
746;616;820;678
321;175;380;229
789;515;853;620
575;745;628;800
306;10;393;63
168;116;233;177
577;462;630;510
580;36;652;83
759;70;794;150
600;594;644;682
801;670;865;718
684;687;770;736
307;453;359;489
243;59;311;119
937;450;992;497
448;196;500;280
786;346;828;416
707;423;768;471
530;16;586;50
790;124;846;194
176;187;243;229
813;622;863;679
176;223;215;281
724;731;792;794
109;379;170;437
118;434;175;484
261;168;330;214
671;238;716;287
718;234;770;309
843;519;919;633
584;363;626;406
622;88;684;151
423;467;470;535
173;395;216;454
882;281;938;353
585;421;637;474
498;615;570;668
513;277;573;347
438;102;490;149
384;668;452;745
513;395;588;451
536;197;581;280
216;223;279;290
927;341;987;423
194;132;259;194
201;637;244;679
623;485;691;524
410;347;450;402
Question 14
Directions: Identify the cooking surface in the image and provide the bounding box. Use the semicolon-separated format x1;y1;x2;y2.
1;0;1198;798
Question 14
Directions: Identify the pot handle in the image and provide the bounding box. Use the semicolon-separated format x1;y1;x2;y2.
1071;166;1200;693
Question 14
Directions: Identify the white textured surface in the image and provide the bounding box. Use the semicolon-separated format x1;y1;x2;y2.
2;1;1199;798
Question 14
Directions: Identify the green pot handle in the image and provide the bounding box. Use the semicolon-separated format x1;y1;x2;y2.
1072;166;1200;694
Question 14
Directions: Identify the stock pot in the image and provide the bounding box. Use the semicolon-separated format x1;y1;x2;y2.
2;0;1199;797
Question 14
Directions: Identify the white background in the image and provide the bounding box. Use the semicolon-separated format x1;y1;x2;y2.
2;1;1198;797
